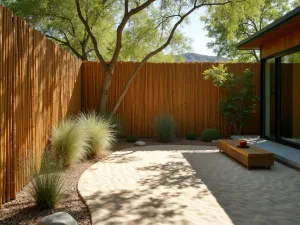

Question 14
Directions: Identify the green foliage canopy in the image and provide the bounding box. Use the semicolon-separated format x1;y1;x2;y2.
1;0;191;62
202;0;300;62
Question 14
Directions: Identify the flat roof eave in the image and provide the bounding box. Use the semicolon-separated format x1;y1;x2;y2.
237;7;300;50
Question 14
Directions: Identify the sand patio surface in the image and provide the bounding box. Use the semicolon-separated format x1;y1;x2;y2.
78;145;300;225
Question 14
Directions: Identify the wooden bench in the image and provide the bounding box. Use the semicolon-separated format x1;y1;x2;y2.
217;139;274;169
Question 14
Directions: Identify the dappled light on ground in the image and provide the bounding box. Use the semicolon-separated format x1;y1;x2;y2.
79;145;300;225
78;146;233;225
183;151;300;225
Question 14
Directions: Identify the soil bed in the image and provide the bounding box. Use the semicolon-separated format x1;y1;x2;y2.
114;137;215;151
0;161;94;225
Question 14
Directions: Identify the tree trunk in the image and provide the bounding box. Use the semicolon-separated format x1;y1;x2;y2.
110;62;145;115
98;70;113;114
234;123;243;135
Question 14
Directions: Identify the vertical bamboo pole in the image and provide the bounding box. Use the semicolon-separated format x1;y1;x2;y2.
0;5;4;207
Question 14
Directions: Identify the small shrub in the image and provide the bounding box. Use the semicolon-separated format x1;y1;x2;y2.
203;64;259;134
153;114;176;142
200;128;221;142
29;151;64;209
186;132;197;140
77;112;116;158
127;135;139;143
51;118;89;167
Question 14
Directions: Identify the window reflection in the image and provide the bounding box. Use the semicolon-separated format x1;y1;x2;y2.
281;52;300;145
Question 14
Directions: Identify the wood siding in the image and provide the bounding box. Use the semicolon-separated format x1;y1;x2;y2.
261;28;300;58
0;5;82;206
82;62;261;137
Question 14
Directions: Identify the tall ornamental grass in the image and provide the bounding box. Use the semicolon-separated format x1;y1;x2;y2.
153;113;176;142
29;151;64;209
51;119;89;167
77;112;116;158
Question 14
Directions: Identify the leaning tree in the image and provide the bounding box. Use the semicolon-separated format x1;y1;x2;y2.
75;0;253;115
4;0;264;114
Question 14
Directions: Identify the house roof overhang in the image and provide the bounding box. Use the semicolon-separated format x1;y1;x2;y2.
237;7;300;50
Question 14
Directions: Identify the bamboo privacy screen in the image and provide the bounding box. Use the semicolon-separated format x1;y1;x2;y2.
0;6;82;206
82;61;261;137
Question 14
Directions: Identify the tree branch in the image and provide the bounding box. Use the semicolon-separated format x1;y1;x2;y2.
109;0;156;70
47;34;84;59
247;17;259;32
252;50;259;62
46;35;67;45
61;32;85;59
111;0;232;115
75;0;108;69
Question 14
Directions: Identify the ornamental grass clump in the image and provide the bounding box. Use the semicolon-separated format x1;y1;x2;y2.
153;113;176;142
29;151;64;209
103;112;123;137
186;132;197;140
200;128;221;142
77;112;116;158
51;118;89;167
127;135;139;143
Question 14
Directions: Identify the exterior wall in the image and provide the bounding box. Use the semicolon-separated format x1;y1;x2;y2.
261;28;300;58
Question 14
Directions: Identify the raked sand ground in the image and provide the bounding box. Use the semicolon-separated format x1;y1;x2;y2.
78;145;300;225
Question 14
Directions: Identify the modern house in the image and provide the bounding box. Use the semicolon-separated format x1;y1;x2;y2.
237;7;300;152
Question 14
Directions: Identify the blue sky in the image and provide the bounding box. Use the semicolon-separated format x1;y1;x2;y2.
181;8;216;56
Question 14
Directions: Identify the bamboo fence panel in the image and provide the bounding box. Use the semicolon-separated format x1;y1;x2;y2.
0;5;82;207
82;61;261;137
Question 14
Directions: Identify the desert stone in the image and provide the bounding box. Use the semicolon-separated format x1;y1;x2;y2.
135;141;146;146
38;212;77;225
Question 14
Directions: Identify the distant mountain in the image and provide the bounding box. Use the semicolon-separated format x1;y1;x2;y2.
177;53;229;62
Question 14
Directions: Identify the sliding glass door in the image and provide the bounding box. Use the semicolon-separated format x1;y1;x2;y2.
262;47;300;149
281;52;300;145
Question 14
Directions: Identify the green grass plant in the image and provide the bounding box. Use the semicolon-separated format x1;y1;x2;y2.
200;128;221;142
153;113;176;142
126;135;139;143
77;112;116;158
29;151;64;209
186;132;197;140
51;118;89;167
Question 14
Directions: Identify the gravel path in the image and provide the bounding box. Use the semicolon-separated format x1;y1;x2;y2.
78;145;233;225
